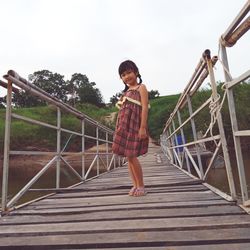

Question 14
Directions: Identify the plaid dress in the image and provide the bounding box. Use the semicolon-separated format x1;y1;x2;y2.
112;87;149;157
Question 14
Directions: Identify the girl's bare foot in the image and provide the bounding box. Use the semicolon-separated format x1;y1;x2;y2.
133;187;147;196
128;186;137;196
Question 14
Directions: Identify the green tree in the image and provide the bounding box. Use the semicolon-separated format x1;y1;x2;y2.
29;70;68;102
0;97;5;108
69;73;104;107
11;70;68;107
148;90;160;99
12;91;46;107
109;92;122;106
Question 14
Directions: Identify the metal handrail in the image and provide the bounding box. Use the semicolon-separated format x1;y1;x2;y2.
161;1;250;209
1;71;123;213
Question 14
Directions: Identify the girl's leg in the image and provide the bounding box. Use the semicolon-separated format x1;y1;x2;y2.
127;157;146;196
127;160;137;195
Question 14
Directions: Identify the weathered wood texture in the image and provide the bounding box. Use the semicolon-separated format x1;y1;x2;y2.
0;143;250;249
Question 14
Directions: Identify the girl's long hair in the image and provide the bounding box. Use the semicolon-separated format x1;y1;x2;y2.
118;60;142;92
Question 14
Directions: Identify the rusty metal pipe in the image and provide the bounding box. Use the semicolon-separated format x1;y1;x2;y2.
221;1;250;42
220;1;250;47
221;16;250;47
0;79;19;93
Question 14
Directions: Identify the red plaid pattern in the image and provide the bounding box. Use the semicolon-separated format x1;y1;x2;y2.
112;89;149;157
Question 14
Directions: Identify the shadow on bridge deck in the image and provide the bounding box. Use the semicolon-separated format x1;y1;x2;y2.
0;143;250;249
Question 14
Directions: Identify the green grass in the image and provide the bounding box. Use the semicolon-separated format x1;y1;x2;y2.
0;104;116;152
0;96;181;150
1;82;250;151
148;94;180;142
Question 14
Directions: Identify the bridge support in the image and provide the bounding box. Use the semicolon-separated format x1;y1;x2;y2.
203;50;236;200
1;80;12;212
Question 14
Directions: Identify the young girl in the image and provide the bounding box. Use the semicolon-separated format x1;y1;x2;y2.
112;60;149;196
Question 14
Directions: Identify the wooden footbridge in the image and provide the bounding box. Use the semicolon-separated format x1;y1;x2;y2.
1;1;250;249
1;143;250;249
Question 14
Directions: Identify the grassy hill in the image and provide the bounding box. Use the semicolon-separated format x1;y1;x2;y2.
0;104;116;153
0;95;180;153
148;94;180;142
1;81;250;152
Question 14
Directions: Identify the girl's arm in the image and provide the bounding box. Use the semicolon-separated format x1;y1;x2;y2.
138;84;149;139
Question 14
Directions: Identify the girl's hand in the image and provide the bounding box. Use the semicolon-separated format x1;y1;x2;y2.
138;127;148;140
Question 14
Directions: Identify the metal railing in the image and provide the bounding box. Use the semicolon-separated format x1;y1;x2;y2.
1;70;123;213
160;1;250;209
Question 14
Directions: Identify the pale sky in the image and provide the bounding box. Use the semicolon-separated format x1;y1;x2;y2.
0;0;249;102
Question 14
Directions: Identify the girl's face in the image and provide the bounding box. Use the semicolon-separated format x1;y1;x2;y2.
120;69;137;86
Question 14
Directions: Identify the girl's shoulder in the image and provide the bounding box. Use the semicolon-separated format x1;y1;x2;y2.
138;83;148;92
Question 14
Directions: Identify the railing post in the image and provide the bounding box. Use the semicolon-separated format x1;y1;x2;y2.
221;45;248;202
56;108;61;189
172;120;182;167
168;127;177;165
96;126;99;176
205;50;236;199
177;110;191;172
186;94;204;178
82;119;85;179
1;80;12;212
166;131;173;163
106;132;109;169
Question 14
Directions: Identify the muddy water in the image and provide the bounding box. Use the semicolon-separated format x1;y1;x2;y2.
206;153;250;199
0;154;111;207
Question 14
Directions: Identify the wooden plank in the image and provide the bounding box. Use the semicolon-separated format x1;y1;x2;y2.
15;196;224;212
90;244;250;250
10;200;232;216
0;205;244;225
1;228;250;247
27;191;221;206
43;185;209;199
1;215;250;236
82;179;204;188
66;244;250;250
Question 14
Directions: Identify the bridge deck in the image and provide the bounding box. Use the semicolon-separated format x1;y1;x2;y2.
1;144;250;249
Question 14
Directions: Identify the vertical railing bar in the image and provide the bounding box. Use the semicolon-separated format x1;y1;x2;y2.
118;156;121;167
106;132;109;169
166;130;173;163
177;110;191;172
187;94;204;178
227;88;248;202
56;107;61;189
82;119;85;179
1;79;12;212
169;127;176;165
172;120;182;168
96;126;99;176
114;155;116;169
220;45;232;81
221;44;247;202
